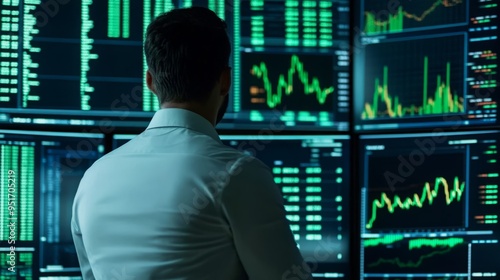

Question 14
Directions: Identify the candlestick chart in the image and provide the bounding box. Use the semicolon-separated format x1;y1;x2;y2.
363;0;467;35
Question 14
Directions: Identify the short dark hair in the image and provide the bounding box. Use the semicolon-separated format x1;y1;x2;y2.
145;7;231;103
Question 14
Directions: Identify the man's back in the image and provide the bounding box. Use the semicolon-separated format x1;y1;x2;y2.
71;109;308;279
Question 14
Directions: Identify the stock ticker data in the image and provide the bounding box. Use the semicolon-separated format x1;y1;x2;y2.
0;0;350;131
236;0;350;130
359;131;500;279
0;130;104;279
354;0;499;131
113;134;351;279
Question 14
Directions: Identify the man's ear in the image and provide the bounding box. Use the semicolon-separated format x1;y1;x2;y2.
219;67;231;96
146;70;156;94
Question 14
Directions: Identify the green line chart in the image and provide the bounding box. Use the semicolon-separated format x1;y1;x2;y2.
364;237;467;272
363;0;466;35
364;236;465;250
368;246;454;268
366;176;465;229
408;237;464;250
249;55;334;109
364;234;404;247
362;56;464;120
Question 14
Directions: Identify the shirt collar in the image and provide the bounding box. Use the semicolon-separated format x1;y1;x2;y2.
146;108;221;142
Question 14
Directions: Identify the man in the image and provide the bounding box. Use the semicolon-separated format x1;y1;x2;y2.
71;7;312;280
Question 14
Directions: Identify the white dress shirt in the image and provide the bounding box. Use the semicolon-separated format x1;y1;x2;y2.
71;108;310;280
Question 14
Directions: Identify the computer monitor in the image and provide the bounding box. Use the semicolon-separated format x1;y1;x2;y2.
1;0;350;131
353;0;499;131
0;130;105;279
113;133;351;278
229;0;351;131
359;131;500;279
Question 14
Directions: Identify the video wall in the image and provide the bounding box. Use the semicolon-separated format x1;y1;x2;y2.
0;0;498;279
353;0;499;131
0;0;350;130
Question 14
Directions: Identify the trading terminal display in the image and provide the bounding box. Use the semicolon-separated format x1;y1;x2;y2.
113;134;351;279
235;0;350;130
359;131;500;279
354;0;499;131
0;130;104;279
0;0;350;131
1;0;499;278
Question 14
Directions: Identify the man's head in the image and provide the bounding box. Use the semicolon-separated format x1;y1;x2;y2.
144;7;231;125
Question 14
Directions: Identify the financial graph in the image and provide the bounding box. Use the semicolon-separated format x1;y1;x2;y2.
365;153;466;230
360;35;465;121
249;55;334;108
0;0;230;128
408;237;464;250
360;132;500;278
364;236;468;273
363;0;467;35
0;0;350;130
362;57;464;119
365;235;464;249
241;53;335;112
230;0;350;130
366;176;465;229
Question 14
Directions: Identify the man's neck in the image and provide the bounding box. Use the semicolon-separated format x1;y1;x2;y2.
161;102;216;126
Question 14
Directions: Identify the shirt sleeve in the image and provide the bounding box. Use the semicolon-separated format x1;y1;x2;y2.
220;157;313;280
71;203;96;279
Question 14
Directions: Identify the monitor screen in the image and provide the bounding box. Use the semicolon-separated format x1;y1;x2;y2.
359;131;500;279
113;134;351;278
353;0;499;131
0;130;105;279
1;0;350;131
228;0;350;131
